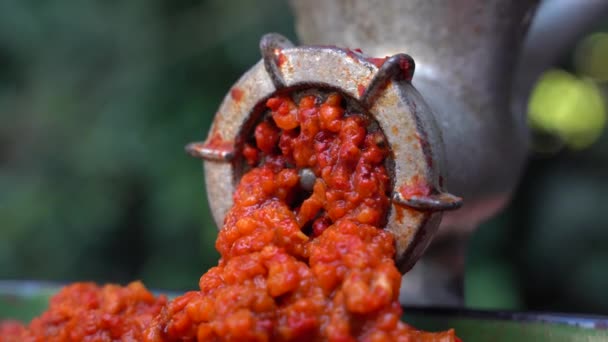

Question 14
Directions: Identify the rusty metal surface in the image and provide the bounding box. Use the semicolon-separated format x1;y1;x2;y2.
286;0;608;307
395;192;463;212
288;0;540;306
190;34;462;272
202;61;277;229
290;0;538;235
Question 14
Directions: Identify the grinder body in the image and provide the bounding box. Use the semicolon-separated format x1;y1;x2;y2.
190;0;608;306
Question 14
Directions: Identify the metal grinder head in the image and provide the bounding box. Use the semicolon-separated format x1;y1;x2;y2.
187;33;462;273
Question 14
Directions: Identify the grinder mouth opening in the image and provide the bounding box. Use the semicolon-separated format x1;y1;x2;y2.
232;85;397;233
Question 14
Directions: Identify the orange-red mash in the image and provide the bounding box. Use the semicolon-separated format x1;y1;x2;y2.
1;93;458;342
1;282;167;341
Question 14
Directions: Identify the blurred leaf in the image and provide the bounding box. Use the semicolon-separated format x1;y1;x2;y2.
0;0;293;290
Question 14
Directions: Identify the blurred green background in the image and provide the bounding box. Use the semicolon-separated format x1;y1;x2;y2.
0;0;607;316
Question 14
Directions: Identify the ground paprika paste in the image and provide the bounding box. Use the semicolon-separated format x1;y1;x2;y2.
1;93;458;342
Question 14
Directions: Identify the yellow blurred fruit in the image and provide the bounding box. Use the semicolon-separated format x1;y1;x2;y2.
528;69;606;149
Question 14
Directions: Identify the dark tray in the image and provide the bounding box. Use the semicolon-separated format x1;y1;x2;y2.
1;281;607;341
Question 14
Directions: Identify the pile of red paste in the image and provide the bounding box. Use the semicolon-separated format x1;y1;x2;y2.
0;93;458;342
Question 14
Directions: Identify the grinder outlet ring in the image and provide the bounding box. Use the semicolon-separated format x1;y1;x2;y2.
187;33;462;273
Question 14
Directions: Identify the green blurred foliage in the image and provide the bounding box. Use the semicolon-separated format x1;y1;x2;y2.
575;32;608;82
0;0;607;315
0;0;296;290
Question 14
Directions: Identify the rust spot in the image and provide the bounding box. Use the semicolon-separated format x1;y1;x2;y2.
399;175;432;199
345;48;363;63
395;205;405;223
205;129;234;153
230;87;244;102
357;84;366;97
187;126;235;161
368;57;388;68
393;206;418;228
398;58;414;82
393;214;414;246
277;50;287;67
391;126;399;135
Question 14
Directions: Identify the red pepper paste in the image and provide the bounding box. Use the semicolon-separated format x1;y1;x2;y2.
1;93;458;342
143;92;457;341
1;282;167;341
0;321;27;341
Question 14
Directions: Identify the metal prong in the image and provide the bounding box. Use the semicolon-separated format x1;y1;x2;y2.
361;53;415;108
260;33;294;89
185;141;234;162
393;191;463;212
